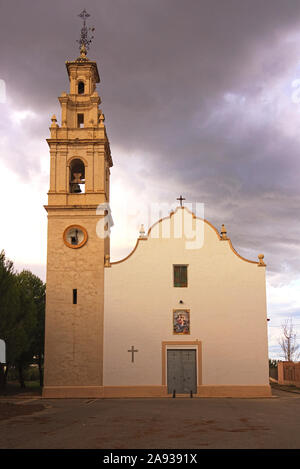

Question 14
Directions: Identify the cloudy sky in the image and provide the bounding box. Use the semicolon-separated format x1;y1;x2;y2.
1;0;300;358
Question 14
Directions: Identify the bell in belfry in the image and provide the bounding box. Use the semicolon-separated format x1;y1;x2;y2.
71;172;82;193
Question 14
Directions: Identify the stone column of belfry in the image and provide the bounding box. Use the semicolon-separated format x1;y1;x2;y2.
43;47;113;398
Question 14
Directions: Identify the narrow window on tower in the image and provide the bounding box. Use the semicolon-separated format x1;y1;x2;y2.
73;289;77;305
77;113;84;128
78;81;85;94
173;265;188;287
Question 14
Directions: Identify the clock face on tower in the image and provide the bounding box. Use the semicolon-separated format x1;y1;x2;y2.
63;225;88;249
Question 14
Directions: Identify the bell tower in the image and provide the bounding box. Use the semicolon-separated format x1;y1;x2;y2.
43;11;112;398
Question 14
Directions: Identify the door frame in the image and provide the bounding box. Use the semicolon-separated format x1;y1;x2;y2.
162;340;202;391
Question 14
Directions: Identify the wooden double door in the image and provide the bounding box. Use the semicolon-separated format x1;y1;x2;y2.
167;349;197;394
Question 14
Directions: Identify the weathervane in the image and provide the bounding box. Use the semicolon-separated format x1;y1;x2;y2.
77;9;95;55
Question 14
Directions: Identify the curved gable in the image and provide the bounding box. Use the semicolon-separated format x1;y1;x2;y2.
110;206;260;266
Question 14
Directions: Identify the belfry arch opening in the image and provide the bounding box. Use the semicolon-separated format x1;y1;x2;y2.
69;158;85;193
78;81;85;94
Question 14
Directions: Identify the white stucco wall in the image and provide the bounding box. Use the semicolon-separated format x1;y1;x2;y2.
104;208;269;387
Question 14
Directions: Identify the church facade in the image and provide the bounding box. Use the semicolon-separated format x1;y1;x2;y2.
43;43;271;399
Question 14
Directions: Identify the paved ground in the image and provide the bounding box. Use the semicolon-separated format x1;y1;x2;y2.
0;387;300;449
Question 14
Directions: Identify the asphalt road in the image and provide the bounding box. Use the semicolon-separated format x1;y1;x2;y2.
0;387;299;449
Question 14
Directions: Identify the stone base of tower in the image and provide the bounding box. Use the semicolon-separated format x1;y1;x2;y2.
42;385;272;399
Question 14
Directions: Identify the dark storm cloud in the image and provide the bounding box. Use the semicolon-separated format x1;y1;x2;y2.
1;0;300;280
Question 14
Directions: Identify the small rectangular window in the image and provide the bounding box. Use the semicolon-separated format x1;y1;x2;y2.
73;289;77;304
173;265;188;287
77;114;84;128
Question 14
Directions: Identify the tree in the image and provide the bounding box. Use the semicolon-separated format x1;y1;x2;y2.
0;252;46;390
0;250;19;388
17;271;45;386
14;271;38;388
279;318;300;362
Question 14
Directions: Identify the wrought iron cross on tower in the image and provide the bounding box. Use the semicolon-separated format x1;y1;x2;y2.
77;9;95;52
128;346;138;363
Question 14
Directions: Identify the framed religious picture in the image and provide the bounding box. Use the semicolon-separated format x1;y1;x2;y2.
173;309;190;335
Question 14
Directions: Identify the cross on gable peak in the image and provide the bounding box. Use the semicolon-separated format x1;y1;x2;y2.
176;195;186;207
